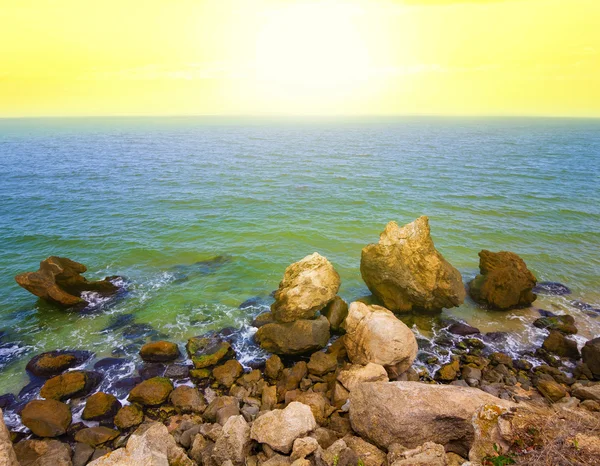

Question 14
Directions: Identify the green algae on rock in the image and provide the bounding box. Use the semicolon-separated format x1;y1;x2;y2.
186;336;234;369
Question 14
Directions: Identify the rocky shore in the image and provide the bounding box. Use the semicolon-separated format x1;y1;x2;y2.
2;217;600;466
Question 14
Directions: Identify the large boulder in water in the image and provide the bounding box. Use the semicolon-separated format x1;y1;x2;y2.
271;253;341;323
360;217;465;313
255;316;330;355
15;256;118;308
468;250;536;310
343;302;417;371
40;370;102;401
349;381;513;457
26;349;93;378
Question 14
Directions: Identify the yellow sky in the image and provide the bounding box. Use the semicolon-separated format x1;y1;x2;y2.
1;0;599;117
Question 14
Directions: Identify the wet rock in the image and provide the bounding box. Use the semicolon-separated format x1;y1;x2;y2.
252;312;275;328
21;399;72;437
349;381;513;456
270;253;341;323
533;281;571;296
212;415;251;465
360;217;465;313
489;352;513;367
213;360;244;388
93;357;131;372
582;337;600;379
15;256;119;308
138;362;166;380
255;316;330;355
337;363;389;392
114;404;144;430
468;250;536;310
164;364;190;380
307;351;338;376
321;296;349;333
186;335;234;369
344;302;417;371
533;315;577;334
447;322;480;336
139;341;180;362
170;385;206;413
239;296;271;310
26;350;93;378
570;300;600;314
251;401;317;454
0;408;18;465
82;392;122;421
14;439;72;466
0;394;17;411
128;376;173;406
435;359;460;382
535;379;567;402
542;330;580;359
40;370;102;401
75;427;120;447
102;314;135;333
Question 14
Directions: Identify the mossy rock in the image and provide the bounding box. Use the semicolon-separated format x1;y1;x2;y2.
186;336;233;369
74;426;120;447
114;404;144;430
40;370;102;401
139;340;181;362
20;399;72;437
26;350;93;378
533;315;577;335
82;392;122;421
128;376;173;406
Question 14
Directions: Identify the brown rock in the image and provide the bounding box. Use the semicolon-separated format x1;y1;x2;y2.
536;379;567;402
114;404;144;430
128;376;173;406
337;363;388;392
26;350;93;379
74;427;119;447
307;351;338;376
265;355;284;380
435;359;460;382
321;297;348;333
170;385;206;413
14;439;71;466
213;360;244;387
82;392;122;421
186;335;234;369
139;341;180;362
255;316;330;355
0;408;19;465
21;399;72;438
582;337;600;379
343;435;387;466
40;370;101;401
542;330;580;359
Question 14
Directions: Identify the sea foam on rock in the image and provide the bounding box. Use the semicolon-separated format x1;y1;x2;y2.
360;217;465;313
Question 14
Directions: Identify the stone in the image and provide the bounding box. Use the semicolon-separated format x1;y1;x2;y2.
435;359;460;382
74;427;120;447
295;391;333;425
186;335;234;369
391;442;447;466
169;385;206;413
82;392;122;421
468;250;536;310
14;439;72;466
40;370;101;401
533;315;577;334
572;383;600;402
15;256;118;308
461;366;482;386
255;316;330;355
542;330;580;359
265;355;284;380
252;311;275;328
343;302;418;370
360;217;465;313
26;350;93;378
251;401;317;454
212;415;251;465
0;408;18;466
291;437;319;461
582;338;600;379
271;253;341;323
213;360;244;387
349;381;513;456
447;322;480;336
262;385;278;411
128;377;173;406
307;351;338;376
337;363;389;392
139;341;180;362
114;404;144;430
468;404;512;464
321;297;348;333
21;399;72;437
533;282;571;296
204;396;239;423
344;435;387;466
73;442;95;466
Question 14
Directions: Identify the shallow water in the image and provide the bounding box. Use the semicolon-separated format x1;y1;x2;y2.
0;116;599;398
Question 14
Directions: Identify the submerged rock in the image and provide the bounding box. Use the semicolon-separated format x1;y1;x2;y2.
533;281;571;296
255;316;330;355
468;250;536;310
343;302;417;371
26;349;93;378
533;315;577;334
20;399;72;437
360;217;465;313
15;256;118;308
186;335;234;369
139;341;180;362
271;253;341;323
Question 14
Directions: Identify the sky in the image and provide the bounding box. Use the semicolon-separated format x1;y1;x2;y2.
1;0;599;117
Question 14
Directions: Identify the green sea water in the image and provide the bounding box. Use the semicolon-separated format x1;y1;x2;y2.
0;116;599;398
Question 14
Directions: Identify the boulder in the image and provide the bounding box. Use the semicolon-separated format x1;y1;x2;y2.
533;315;577;335
26;350;93;378
572;384;600;402
139;341;180;362
15;256;118;307
343;302;417;370
213;360;243;387
343;435;387;466
271;253;341;323
535;379;567;402
0;408;19;466
542;330;580;359
74;427;120;447
40;370;101;401
447;322;480;336
255;316;330;355
468;250;536;310
349;382;513;456
114;404;144;430
212;415;251;465
251;401;317;453
360;217;465;313
265;354;284;380
186;335;233;369
82;392;122;421
321;297;348;333
14;439;72;466
169;385;206;413
337;363;389;392
582;338;600;379
128;377;173;406
21;399;72;437
307;351;338;376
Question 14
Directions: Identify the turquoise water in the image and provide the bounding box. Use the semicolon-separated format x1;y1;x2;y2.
1;116;599;396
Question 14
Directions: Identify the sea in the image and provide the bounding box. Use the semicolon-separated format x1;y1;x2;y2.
0;116;599;412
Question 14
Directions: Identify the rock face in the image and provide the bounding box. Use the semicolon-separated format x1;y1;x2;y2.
582;338;600;379
349;382;513;456
271;253;341;323
139;341;180;362
468;250;537;310
255;316;330;355
21;399;72;437
250;401;317;453
0;408;19;466
26;350;93;378
344;302;418;370
360;217;465;313
15;256;118;307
